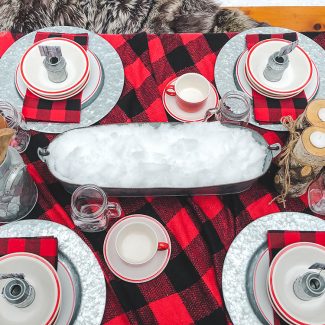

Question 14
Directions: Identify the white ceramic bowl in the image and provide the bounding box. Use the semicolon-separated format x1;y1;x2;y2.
267;242;325;325
20;38;89;96
0;252;61;325
246;39;312;95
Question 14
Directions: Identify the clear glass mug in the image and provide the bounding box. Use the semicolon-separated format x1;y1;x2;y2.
0;101;30;153
204;90;251;126
71;185;122;232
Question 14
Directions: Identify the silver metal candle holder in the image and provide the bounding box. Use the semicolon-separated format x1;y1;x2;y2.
40;45;68;83
293;270;325;301
1;276;35;308
263;52;289;82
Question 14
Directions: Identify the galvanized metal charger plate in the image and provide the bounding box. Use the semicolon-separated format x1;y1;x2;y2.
0;219;106;325
0;26;124;133
222;212;325;325
215;27;325;132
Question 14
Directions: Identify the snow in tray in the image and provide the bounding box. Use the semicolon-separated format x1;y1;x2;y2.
48;122;267;188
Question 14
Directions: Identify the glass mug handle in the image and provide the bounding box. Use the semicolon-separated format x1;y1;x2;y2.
105;201;122;220
165;85;176;96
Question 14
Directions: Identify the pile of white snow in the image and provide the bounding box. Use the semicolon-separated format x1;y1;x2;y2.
47;122;267;188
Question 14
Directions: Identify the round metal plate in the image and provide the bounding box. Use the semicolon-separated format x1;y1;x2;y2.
215;27;325;132
0;26;124;133
0;220;106;325
222;212;325;325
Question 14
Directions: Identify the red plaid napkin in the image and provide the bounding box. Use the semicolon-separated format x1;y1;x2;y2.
246;33;308;124
267;230;325;325
22;32;89;123
0;237;58;269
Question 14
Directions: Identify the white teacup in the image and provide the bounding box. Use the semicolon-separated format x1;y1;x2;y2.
165;73;211;112
115;222;169;265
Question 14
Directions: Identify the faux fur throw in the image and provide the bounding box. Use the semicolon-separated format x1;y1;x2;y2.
0;0;263;34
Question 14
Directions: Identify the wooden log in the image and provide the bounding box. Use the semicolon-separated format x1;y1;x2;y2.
296;99;325;130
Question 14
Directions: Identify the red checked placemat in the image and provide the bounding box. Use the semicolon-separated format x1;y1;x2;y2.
21;32;89;123
0;237;58;269
245;33;308;124
268;230;325;325
0;32;325;325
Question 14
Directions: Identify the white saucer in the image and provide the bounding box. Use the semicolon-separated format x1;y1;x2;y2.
236;50;319;100
56;259;76;325
246;39;312;95
103;215;171;283
163;78;219;122
0;252;61;325
16;50;102;105
20;38;89;96
268;242;325;325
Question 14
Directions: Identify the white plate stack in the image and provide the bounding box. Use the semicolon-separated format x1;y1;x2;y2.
238;38;319;100
18;38;94;101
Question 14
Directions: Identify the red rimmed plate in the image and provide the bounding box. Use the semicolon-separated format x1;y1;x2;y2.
0;252;61;325
103;214;171;283
246;39;312;95
267;242;325;325
20;38;89;95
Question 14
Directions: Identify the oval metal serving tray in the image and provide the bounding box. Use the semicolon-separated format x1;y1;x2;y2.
37;122;281;196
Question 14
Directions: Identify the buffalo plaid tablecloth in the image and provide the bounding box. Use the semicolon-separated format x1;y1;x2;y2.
0;31;325;325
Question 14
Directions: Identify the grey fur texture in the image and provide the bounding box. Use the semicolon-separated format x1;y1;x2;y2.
0;0;262;34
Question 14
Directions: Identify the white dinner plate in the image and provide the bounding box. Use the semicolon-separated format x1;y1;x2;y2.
20;38;89;95
104;214;171;283
246;39;312;95
268;242;325;325
162;77;219;122
0;252;61;325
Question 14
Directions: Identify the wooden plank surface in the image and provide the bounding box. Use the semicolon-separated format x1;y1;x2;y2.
235;6;325;32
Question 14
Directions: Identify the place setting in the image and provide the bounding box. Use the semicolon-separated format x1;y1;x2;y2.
215;26;325;132
0;26;124;133
223;212;325;325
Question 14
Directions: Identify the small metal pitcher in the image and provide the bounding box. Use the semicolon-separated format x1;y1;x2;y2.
0;147;38;223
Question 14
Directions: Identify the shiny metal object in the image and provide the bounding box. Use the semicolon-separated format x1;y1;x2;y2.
0;273;24;280
293;271;325;301
0;220;106;325
223;212;325;325
278;40;299;57
43;55;68;83
0;26;124;134
2;278;35;308
37;123;281;196
215;27;325;132
263;52;289;82
0;147;38;223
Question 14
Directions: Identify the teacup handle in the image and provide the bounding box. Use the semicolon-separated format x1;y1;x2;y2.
105;202;122;219
165;85;176;96
158;242;169;251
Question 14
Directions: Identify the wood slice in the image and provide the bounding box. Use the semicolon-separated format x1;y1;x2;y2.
296;99;325;129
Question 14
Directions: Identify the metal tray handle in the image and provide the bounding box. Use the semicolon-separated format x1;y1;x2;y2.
268;143;282;158
37;147;50;163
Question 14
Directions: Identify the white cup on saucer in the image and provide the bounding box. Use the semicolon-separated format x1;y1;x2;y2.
115;222;169;265
165;73;211;112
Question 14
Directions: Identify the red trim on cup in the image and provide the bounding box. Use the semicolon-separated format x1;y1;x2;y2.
0;252;61;325
104;214;171;283
246;39;312;94
20;37;89;95
268;242;325;325
162;78;219;122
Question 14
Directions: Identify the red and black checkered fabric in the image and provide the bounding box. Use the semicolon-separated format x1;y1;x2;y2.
245;32;308;124
0;31;325;325
0;236;58;269
267;231;325;325
22;32;89;123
